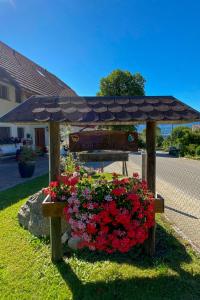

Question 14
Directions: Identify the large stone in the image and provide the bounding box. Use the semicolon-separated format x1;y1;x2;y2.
18;191;69;237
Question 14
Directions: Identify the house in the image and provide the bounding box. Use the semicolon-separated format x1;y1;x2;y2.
0;41;77;155
192;124;200;131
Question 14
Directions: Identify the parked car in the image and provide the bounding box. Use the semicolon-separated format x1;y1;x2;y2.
169;146;180;157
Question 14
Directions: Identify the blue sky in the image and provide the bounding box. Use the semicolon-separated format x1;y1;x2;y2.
0;0;200;110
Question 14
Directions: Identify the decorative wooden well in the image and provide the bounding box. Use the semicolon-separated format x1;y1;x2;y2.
1;95;199;261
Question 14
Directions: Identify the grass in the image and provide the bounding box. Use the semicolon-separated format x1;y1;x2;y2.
0;175;200;299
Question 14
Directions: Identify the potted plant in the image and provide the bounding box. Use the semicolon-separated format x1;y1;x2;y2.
18;146;37;178
42;173;163;253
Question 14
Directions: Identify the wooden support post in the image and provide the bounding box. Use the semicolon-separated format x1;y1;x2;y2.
49;121;62;262
124;161;128;176
122;161;128;176
145;121;156;256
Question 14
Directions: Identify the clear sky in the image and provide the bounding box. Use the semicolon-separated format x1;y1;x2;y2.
0;0;200;110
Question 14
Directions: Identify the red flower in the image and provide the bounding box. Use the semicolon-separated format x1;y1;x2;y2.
87;223;97;234
111;238;121;249
50;181;59;188
107;201;118;216
58;175;69;185
135;227;147;243
116;213;131;228
120;178;130;184
133;172;139;178
112;187;126;197
128;193;139;201
68;176;79;186
61;169;155;254
102;214;112;224
50;191;57;199
101;226;109;234
118;237;131;253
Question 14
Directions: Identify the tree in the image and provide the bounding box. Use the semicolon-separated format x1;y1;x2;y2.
162;126;200;156
140;126;163;148
97;69;146;131
97;69;145;96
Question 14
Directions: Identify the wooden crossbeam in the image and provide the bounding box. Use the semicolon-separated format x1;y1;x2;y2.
42;194;164;218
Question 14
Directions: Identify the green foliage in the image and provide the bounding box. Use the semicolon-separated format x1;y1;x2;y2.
157;135;164;148
163;126;200;157
196;145;200;156
99;124;136;132
97;69;145;132
0;178;200;299
140;126;163;148
64;153;76;174
185;144;197;156
18;146;37;163
171;126;190;142
138;135;146;149
97;69;145;96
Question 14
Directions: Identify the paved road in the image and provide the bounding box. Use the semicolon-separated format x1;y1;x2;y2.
104;152;200;252
130;152;200;204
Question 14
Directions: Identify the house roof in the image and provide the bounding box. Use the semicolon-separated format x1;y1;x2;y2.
0;95;199;125
0;41;77;97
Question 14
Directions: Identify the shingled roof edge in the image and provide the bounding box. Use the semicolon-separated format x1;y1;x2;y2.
0;95;199;125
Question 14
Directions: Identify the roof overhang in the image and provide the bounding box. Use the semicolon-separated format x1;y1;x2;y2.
0;95;199;125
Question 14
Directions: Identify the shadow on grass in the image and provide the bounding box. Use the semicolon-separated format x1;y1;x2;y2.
0;174;48;211
56;224;200;300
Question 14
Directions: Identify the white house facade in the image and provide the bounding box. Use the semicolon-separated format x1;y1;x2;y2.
0;41;77;155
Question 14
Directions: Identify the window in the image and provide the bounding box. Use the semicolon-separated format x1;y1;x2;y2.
0;84;9;100
17;127;24;139
0;127;11;139
37;69;45;77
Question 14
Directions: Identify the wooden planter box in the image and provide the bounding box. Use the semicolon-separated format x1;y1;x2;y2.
42;194;164;218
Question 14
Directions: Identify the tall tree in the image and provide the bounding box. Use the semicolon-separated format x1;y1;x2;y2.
97;69;146;131
97;69;145;97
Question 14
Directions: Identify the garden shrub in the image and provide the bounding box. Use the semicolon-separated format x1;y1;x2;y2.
195;145;200;156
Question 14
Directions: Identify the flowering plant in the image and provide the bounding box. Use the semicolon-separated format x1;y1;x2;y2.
43;172;155;253
66;172;155;253
42;174;79;201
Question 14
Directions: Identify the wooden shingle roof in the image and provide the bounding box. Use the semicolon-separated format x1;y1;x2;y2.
0;95;199;125
0;41;76;96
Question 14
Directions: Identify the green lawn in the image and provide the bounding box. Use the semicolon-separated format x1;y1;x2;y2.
0;175;200;300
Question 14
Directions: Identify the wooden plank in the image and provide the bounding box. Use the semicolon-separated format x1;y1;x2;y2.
69;130;138;152
146;121;156;194
42;195;164;217
155;195;164;213
49;121;62;262
78;151;129;162
49;122;60;182
42;201;67;217
145;121;156;256
142;151;147;181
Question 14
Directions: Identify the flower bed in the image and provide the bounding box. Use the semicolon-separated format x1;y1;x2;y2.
43;172;155;254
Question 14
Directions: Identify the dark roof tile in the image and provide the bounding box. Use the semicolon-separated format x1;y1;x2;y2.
0;95;199;124
0;41;77;97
